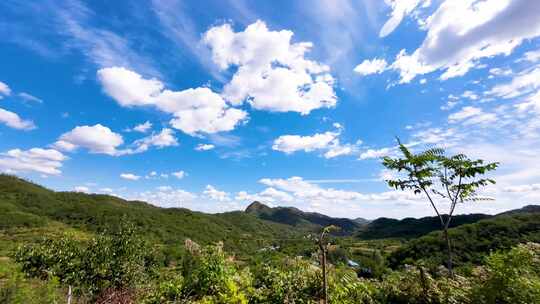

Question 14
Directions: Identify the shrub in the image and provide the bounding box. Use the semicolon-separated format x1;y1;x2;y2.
470;243;540;304
14;220;158;300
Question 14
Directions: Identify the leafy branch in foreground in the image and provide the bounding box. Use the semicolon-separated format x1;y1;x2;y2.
382;139;498;277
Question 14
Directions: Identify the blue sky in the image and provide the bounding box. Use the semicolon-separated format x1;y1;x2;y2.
1;0;539;218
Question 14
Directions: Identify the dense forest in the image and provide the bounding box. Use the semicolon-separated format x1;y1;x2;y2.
1;174;539;303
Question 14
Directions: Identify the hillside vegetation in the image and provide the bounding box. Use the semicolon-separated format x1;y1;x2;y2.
356;214;491;240
0;174;299;259
1;174;540;303
245;201;361;234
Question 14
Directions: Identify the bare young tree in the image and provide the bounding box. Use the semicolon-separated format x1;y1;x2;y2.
382;139;498;277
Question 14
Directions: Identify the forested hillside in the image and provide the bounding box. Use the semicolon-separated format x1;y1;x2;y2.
0;174;299;258
2;174;540;303
245;201;361;234
356;214;491;239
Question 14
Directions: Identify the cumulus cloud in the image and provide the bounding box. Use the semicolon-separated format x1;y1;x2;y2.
502;183;540;193
98;67;248;135
235;187;294;204
204;185;231;202
380;0;540;83
272;126;358;159
258;176;419;204
131;187;198;209
54;124;124;155
0;81;11;98
521;50;540;63
128;121;152;133
74;186;89;193
353;58;388;76
120;173;140;181
0;148;66;175
273;131;338;154
54;124;177;156
0;108;36;130
487;67;540;99
204;20;336;115
172;171;185;179
358;147;393;160
195;144;215;151
448;106;497;126
131;128;178;153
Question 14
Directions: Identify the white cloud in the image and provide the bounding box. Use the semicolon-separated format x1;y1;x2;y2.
120;173;140;181
489;68;512;77
324;146;353;159
204;185;231;202
379;0;425;37
0;148;66;175
18;92;43;103
358;147;393;160
204;20;337;115
353;58;388;76
54;124;124;155
502;183;540;193
387;0;540;83
99;188;114;193
195;144;215;151
272;131;338;154
0;81;11;97
54;124;176;156
272;127;358;158
461;90;478;100
172;171;185;179
0;108;36;130
131;128;178;153
235;187;294;204
74;186;89;193
487;67;540;99
129;121;152;133
130;187;198;209
98;67;248;135
258;176;419;204
448;106;497;126
521;49;540;63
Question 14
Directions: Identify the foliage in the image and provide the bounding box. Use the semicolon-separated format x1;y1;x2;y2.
356;213;490;240
388;212;540;268
374;266;472;304
470;243;540;304
0;174;300;260
382;140;498;275
13;220;158;299
246;201;361;234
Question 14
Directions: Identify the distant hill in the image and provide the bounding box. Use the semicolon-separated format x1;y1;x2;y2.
0;174;300;258
388;208;540;267
497;204;540;216
353;217;371;225
245;201;361;234
357;213;491;240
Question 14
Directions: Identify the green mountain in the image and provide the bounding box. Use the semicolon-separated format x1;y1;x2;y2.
0;174;300;258
245;201;361;234
353;217;371;225
387;208;540;267
357;213;491;240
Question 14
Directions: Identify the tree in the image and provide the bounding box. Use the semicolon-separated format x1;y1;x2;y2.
382;139;498;277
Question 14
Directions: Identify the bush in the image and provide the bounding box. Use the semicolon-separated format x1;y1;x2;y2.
374;266;472;304
470;243;540;304
14;220;158;300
